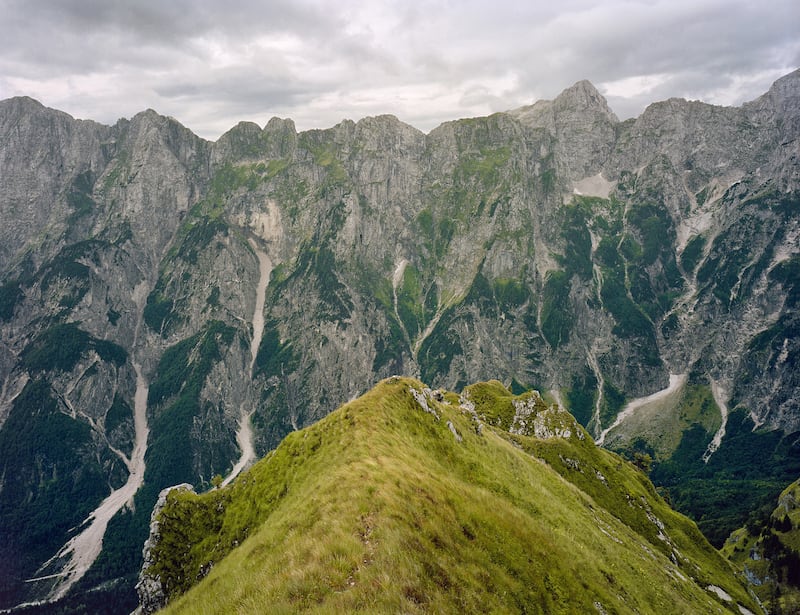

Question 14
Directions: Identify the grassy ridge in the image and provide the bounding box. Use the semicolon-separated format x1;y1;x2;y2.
152;378;756;614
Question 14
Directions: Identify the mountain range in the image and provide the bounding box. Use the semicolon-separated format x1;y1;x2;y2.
0;68;798;612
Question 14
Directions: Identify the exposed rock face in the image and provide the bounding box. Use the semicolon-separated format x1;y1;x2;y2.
136;484;195;615
0;69;798;611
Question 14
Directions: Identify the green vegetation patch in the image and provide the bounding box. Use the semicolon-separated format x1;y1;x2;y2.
148;320;235;407
105;393;133;437
651;408;800;548
771;255;800;306
254;319;298;378
66;170;97;223
566;366;598;427
600;380;626;429
455;146;511;187
609;384;721;461
680;234;706;274
0;280;23;321
0;379;107;582
540;153;556;194
628;203;672;266
174;216;229;265
297;245;354;322
207;163;262;204
723;478;800;614
143;211;231;335
493;277;529;312
21;322;127;373
559;197;596;279
302;139;350;193
463;380;517;428
36;240;111;310
463;273;530;320
600;271;652;340
143;289;176;336
540;270;573;349
146;321;238;493
417;307;466;384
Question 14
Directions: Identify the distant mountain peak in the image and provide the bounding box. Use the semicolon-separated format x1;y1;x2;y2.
554;79;619;120
2;95;45;111
508;78;619;128
759;67;800;114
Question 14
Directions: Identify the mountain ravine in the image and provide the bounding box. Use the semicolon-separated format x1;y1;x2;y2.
0;69;799;611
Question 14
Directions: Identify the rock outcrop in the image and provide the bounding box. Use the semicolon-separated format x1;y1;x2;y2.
135;484;195;615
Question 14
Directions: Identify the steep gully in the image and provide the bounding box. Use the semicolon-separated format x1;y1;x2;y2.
27;359;151;603
595;374;688;447
221;239;271;488
592;374;730;463
702;381;730;463
23;242;272;602
391;257;447;364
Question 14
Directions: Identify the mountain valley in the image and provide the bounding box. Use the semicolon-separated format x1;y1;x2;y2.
0;69;799;612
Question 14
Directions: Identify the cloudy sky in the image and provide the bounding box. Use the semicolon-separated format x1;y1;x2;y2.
1;0;798;140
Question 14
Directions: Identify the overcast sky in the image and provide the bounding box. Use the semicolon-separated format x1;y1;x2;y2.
1;0;798;140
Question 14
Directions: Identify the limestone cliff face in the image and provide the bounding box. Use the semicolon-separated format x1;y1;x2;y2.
0;69;798;610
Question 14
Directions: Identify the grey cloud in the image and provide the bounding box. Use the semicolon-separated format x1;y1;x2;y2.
154;68;317;112
0;0;338;74
1;0;797;138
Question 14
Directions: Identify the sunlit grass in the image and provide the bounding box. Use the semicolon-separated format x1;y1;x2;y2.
156;377;756;614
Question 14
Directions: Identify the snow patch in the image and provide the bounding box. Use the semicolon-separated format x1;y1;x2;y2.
573;173;614;199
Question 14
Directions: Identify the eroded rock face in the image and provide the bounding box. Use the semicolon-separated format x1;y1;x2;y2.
0;70;799;610
136;484;195;615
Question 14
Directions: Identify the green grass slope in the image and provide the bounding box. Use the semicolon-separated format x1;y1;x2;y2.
148;378;758;614
723;478;800;614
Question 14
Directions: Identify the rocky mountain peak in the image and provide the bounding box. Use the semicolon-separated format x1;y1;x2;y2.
213;120;266;163
0;95;46;117
744;68;800;137
260;117;298;159
508;79;619;181
761;67;800;111
553;79;619;121
0;95;97;137
264;116;297;135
